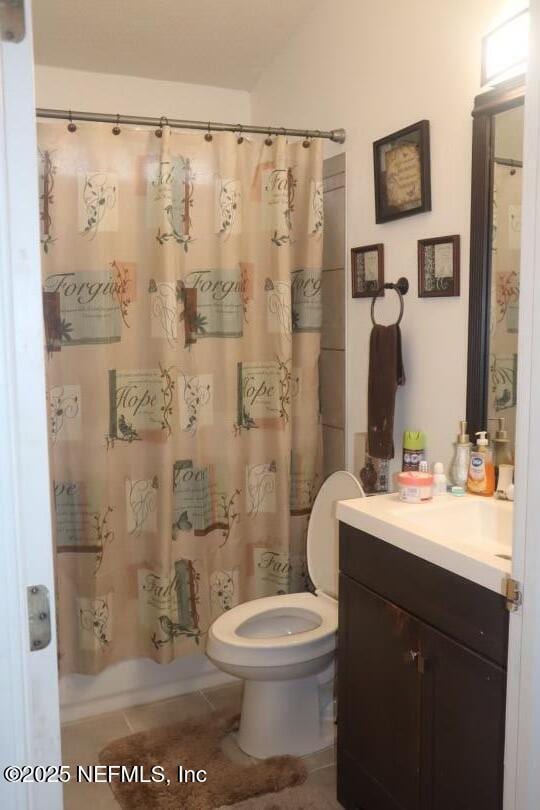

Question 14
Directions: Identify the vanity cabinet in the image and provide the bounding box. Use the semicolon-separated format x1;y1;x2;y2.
337;523;509;810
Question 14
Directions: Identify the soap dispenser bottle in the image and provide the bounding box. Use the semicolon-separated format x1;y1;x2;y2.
492;417;513;475
450;419;471;488
467;431;495;496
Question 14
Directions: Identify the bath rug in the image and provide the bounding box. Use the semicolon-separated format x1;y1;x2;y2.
219;783;338;809
99;710;307;809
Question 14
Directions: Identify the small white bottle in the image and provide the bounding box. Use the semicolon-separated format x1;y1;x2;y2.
433;462;448;495
451;419;471;488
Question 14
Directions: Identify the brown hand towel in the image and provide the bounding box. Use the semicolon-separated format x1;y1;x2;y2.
367;323;405;460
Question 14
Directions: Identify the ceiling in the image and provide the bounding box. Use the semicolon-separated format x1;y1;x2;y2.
32;0;318;91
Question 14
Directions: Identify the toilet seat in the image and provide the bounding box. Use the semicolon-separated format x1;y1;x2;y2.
307;470;364;600
208;592;337;668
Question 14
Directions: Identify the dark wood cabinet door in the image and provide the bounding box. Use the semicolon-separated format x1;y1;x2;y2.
338;574;423;810
419;622;506;810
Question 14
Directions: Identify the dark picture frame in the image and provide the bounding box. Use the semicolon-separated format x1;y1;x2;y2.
418;235;460;298
373;120;431;223
351;243;384;298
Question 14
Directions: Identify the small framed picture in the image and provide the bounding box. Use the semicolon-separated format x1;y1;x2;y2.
351;243;384;298
418;235;460;297
373;120;431;223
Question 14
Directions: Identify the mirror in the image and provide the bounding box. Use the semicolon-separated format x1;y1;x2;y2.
466;77;525;456
488;105;523;450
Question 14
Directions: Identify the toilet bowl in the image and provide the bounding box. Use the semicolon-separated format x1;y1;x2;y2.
206;470;364;758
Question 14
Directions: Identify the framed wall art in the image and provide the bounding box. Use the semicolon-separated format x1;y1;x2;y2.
351;243;384;298
418;234;460;297
373;120;431;223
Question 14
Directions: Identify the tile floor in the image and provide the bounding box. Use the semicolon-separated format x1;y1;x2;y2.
61;682;339;809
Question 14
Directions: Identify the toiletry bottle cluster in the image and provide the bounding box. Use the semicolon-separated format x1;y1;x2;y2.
398;429;448;503
397;421;514;503
449;417;514;499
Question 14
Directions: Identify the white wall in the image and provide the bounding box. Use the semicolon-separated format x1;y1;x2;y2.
252;0;518;473
35;64;247;719
35;65;251;123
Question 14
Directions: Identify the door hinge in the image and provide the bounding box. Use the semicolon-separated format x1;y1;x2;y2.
504;577;523;612
27;585;52;651
0;0;25;43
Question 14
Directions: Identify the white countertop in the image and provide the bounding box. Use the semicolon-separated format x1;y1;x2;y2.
337;492;513;595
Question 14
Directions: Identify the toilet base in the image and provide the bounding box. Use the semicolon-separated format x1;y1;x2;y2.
237;675;334;758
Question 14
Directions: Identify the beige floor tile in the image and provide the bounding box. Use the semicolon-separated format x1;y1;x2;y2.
220;730;255;765
306;764;340;808
302;741;336;772
123;690;212;733
63;779;119;810
202;680;243;714
61;711;131;767
61;688;338;809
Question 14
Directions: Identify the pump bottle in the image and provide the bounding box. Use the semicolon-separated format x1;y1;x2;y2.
450;419;471;488
491;417;513;474
467;431;495;496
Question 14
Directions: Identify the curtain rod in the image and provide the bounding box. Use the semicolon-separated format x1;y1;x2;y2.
35;108;346;144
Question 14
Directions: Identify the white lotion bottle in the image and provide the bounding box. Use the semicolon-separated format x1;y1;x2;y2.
451;419;471;488
433;462;448;495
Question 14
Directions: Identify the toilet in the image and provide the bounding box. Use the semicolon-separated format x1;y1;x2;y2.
206;470;364;758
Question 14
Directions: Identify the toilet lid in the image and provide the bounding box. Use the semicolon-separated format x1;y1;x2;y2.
306;470;364;599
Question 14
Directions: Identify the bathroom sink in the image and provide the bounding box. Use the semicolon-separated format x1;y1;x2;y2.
337;493;513;594
388;496;512;557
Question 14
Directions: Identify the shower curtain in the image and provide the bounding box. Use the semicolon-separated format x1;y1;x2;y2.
38;122;324;675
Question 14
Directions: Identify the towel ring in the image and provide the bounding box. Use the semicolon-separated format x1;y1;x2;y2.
371;277;409;327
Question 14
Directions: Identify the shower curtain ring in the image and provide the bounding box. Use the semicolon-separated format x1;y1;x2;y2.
302;132;312;148
112;114;121;136
67;110;77;133
265;131;273;146
205;122;213;142
155;116;168;138
236;124;244;145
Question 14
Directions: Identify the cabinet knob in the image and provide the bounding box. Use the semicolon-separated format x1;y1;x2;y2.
408;649;426;674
